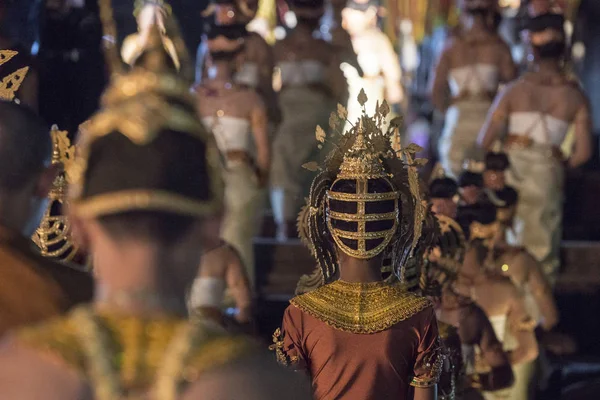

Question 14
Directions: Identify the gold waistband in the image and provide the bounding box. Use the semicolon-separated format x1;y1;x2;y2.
451;91;495;104
505;134;564;161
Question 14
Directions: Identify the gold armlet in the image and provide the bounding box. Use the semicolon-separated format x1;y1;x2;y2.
516;317;537;332
410;338;446;388
268;328;299;367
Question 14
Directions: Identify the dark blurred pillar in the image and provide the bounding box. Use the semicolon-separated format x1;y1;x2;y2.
37;0;106;135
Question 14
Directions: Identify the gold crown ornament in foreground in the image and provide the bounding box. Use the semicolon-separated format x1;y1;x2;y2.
0;50;29;102
32;126;80;262
296;89;430;293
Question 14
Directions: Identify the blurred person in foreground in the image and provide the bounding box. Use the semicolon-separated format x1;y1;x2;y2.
0;23;311;400
0;101;93;336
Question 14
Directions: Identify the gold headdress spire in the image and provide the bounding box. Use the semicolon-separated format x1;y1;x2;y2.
32;126;80;262
296;89;430;293
0;50;29;101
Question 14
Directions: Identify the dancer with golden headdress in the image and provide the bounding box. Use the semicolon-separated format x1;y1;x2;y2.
0;5;312;399
270;0;345;239
271;92;443;399
478;3;592;282
454;202;539;400
423;214;514;400
431;0;516;178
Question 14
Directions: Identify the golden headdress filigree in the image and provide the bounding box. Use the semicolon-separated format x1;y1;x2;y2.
462;159;485;174
69;11;222;219
296;89;430;294
32;126;80;262
0;50;29;102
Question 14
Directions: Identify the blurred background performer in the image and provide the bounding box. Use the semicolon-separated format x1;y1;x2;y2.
455;202;539;400
424;214;514;400
478;4;592;283
197;0;277;124
430;0;516;178
341;0;403;129
269;0;345;240
194;22;270;291
121;0;180;69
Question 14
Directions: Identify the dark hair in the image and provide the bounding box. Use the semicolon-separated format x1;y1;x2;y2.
328;178;397;252
429;177;458;199
485;152;510;171
0;101;50;190
496;186;518;208
458;171;483;188
456;202;497;240
83;130;212;245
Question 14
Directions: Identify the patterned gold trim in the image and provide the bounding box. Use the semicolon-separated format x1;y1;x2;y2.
327;210;397;222
330;228;391;240
70;190;217;218
326;191;400;202
290;280;431;334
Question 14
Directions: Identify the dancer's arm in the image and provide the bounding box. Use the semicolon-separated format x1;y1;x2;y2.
507;287;539;365
251;96;271;187
429;42;451;113
567;94;592;168
225;246;253;324
521;252;559;331
478;84;512;150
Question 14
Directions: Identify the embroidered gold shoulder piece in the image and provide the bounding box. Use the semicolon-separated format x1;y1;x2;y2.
16;316;85;372
290;280;431;334
16;309;257;393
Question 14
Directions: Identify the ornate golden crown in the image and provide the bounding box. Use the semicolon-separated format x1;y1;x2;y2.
296;89;430;293
0;50;29;102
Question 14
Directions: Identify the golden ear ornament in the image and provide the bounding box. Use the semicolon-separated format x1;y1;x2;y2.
295;89;430;293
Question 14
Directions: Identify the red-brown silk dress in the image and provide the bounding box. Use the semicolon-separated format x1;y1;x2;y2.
273;280;443;400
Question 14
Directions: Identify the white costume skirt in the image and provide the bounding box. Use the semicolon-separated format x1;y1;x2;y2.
438;99;492;178
220;161;265;289
506;147;564;282
270;87;333;221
